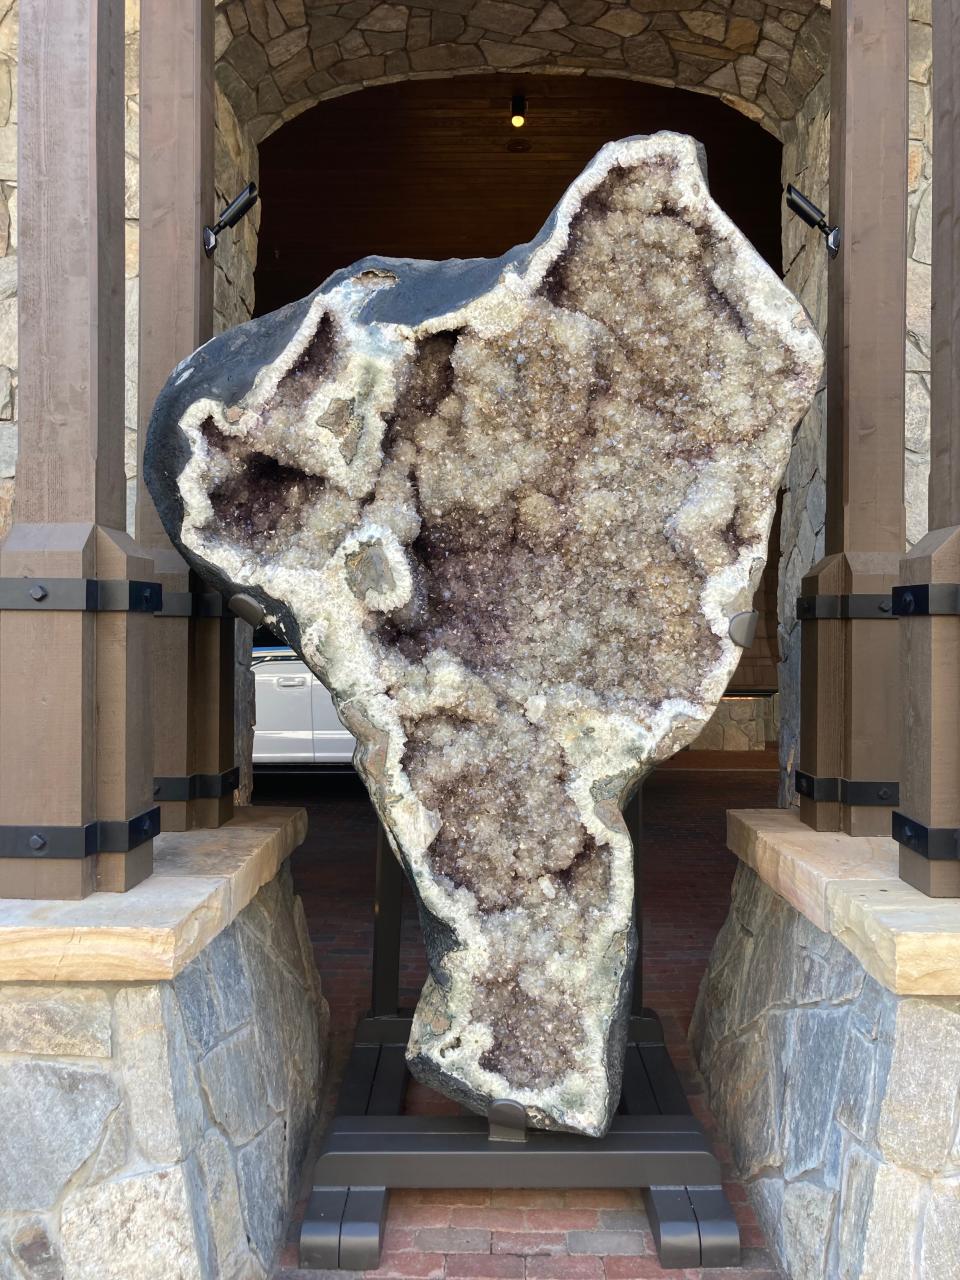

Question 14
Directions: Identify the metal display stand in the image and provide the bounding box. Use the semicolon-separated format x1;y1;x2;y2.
300;792;741;1272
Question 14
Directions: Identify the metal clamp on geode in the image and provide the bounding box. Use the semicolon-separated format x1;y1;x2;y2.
727;611;759;648
795;593;895;620
487;1099;528;1143
227;593;266;627
0;806;161;858
156;590;224;618
795;771;899;806
153;766;240;803
892;584;960;617
893;811;960;861
0;578;162;612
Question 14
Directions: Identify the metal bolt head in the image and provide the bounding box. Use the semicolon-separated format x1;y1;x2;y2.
28;833;47;851
902;824;914;843
29;584;48;601
878;787;891;801
878;599;891;613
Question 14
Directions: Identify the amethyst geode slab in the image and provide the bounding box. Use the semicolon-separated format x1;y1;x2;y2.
145;133;822;1137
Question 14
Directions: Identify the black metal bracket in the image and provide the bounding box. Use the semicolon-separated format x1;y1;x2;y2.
893;811;960;861
785;184;841;258
795;771;899;806
300;803;740;1273
892;584;960;617
0;578;163;612
156;590;224;618
796;593;895;620
153;767;239;803
0;805;161;858
203;182;259;257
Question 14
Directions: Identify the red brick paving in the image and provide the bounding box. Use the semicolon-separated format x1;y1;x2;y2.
257;762;782;1279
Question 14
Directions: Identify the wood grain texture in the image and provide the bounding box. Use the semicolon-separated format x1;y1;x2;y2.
16;0;127;527
898;529;960;883
137;0;234;832
137;0;214;547
0;1;155;896
896;0;960;894
930;0;960;531
798;555;844;831
799;0;908;836
825;0;908;556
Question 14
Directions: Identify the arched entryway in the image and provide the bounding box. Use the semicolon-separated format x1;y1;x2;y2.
253;72;783;313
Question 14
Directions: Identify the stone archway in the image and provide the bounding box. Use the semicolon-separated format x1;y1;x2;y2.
214;0;831;143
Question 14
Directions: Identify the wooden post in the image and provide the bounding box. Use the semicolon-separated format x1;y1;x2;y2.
0;0;157;897
796;0;908;837
138;0;236;831
895;0;960;895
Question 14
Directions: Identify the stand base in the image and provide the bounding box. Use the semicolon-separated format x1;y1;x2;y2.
300;1011;740;1271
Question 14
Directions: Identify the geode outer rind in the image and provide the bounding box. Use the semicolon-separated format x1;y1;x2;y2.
145;133;823;1137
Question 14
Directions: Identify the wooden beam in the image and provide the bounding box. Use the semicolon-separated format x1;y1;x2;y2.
138;0;214;551
929;0;960;534
0;0;155;897
797;0;908;836
137;0;235;832
896;0;960;896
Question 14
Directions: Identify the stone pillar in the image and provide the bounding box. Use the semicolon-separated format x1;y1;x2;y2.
796;0;908;836
0;0;157;898
138;0;236;831
895;0;960;896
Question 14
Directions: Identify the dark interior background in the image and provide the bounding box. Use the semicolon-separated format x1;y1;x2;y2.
252;74;783;692
253;73;783;315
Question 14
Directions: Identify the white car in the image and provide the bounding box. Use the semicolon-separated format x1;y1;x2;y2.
252;641;355;766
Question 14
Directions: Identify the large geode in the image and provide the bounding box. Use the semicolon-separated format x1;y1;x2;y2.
145;133;822;1137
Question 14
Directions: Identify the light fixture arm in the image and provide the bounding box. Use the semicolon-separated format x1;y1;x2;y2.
786;184;840;258
203;182;259;258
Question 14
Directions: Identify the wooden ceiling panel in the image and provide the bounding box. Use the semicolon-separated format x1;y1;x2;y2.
254;74;782;315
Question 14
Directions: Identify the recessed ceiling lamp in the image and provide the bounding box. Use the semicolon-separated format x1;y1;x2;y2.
511;92;526;128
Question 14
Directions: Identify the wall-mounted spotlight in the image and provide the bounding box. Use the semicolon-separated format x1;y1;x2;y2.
203;182;259;257
785;184;840;258
511;92;526;129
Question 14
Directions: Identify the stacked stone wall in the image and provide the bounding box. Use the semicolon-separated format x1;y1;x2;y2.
0;865;328;1280
213;0;829;143
689;693;777;751
692;863;960;1280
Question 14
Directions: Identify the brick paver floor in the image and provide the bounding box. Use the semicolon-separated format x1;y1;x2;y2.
259;757;783;1280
